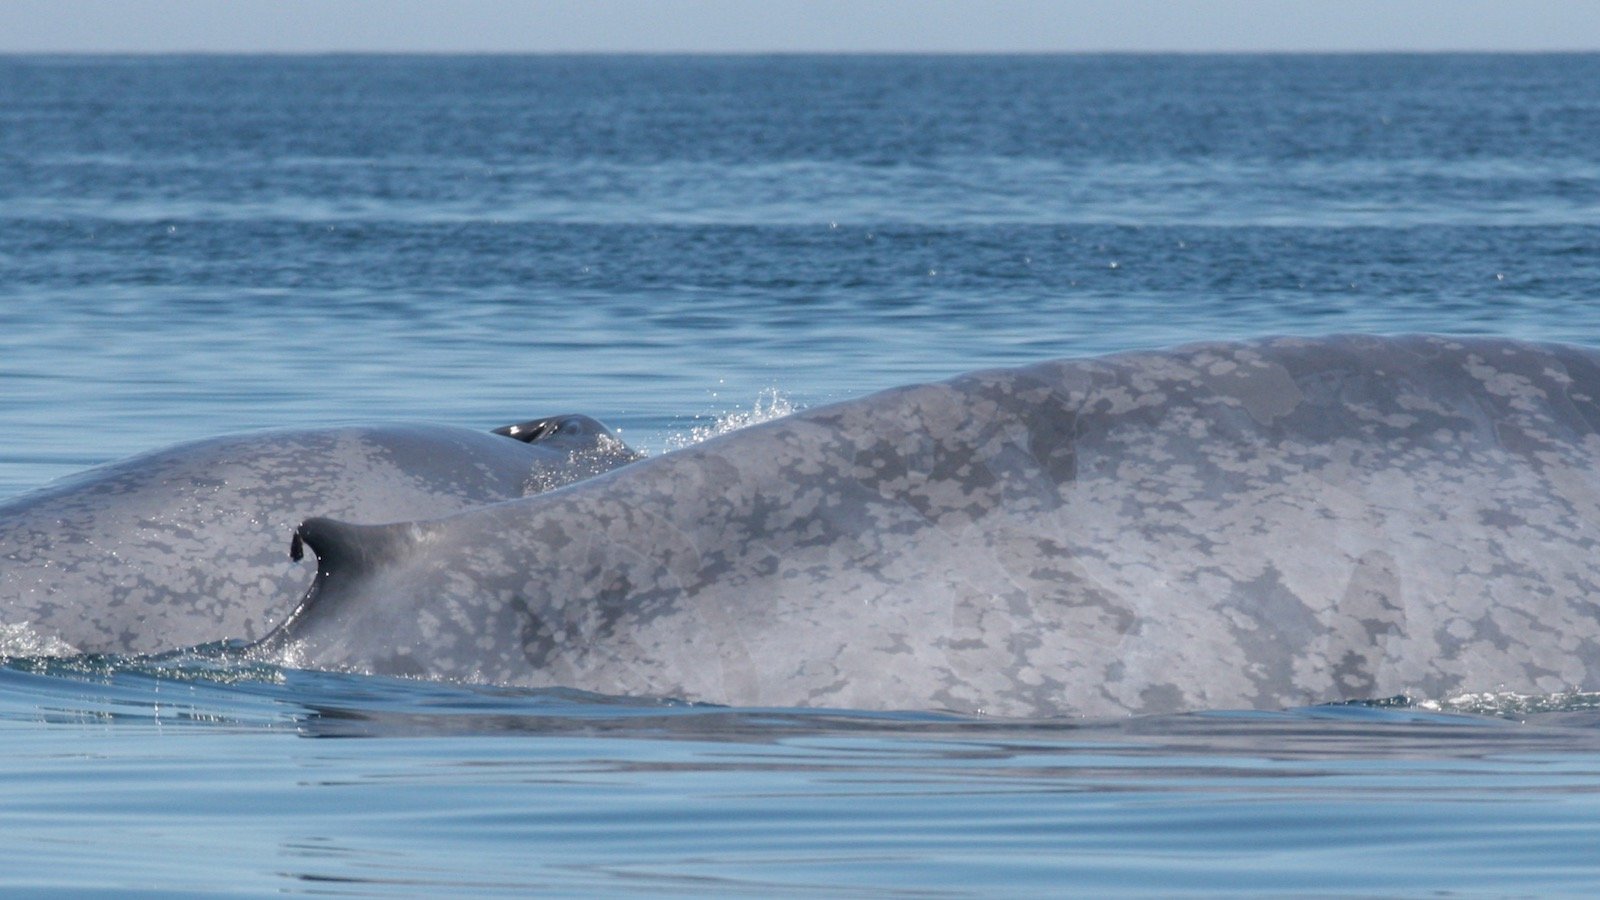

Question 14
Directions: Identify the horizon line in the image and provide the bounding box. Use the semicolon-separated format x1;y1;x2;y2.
5;48;1600;57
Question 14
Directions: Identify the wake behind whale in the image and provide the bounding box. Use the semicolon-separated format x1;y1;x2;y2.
264;335;1600;717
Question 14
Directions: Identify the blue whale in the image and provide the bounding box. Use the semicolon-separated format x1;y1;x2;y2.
264;336;1600;716
0;415;637;655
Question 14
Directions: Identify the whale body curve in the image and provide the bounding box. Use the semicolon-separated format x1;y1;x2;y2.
0;415;637;654
268;336;1600;717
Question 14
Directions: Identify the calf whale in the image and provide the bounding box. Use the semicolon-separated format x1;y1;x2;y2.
0;415;638;655
266;336;1600;717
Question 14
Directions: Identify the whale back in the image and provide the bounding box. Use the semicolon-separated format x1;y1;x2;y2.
269;336;1600;716
0;420;637;654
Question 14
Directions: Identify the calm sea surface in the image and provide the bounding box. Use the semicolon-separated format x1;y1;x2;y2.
3;54;1600;895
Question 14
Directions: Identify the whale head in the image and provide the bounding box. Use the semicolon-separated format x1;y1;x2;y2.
493;413;623;447
493;414;644;491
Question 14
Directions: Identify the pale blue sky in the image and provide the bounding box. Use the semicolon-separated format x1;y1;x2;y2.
2;0;1597;54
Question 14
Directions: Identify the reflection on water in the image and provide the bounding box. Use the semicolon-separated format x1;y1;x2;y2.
6;654;1600;895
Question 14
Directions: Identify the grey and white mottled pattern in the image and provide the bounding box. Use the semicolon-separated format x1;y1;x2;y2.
0;416;638;654
266;336;1600;717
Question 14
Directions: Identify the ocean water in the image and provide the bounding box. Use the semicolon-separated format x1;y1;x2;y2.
3;53;1600;895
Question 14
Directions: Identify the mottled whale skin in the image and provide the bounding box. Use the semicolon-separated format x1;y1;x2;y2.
0;415;637;655
268;336;1600;717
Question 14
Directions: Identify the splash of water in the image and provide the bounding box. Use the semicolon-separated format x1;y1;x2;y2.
520;434;644;495
0;622;78;659
1415;689;1600;717
664;387;798;452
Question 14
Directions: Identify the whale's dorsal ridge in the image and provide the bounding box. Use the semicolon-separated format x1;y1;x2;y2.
290;516;419;573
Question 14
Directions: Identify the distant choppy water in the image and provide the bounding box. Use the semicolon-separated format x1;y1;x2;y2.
4;54;1600;895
